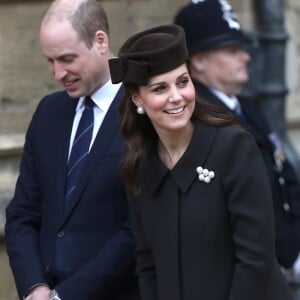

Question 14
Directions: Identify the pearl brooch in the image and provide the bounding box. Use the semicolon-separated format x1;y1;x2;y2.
196;166;215;183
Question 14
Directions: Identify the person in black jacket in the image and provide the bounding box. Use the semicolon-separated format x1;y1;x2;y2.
174;0;300;273
108;23;293;300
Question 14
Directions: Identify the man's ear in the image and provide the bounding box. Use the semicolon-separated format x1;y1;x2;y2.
94;30;109;53
190;53;206;72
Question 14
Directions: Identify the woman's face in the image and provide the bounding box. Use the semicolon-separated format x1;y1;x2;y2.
132;64;195;135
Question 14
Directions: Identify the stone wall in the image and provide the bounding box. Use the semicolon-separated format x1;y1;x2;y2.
1;0;300;298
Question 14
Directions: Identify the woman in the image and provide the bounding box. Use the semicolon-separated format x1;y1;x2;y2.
109;24;293;300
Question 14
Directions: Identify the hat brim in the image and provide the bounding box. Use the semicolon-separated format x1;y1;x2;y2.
189;32;252;55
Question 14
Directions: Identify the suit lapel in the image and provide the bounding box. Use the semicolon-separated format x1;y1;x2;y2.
60;87;124;223
238;97;272;142
53;95;78;221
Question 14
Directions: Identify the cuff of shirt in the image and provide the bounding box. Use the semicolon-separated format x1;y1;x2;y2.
23;283;50;300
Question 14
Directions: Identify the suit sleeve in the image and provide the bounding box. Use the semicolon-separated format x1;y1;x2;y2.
221;129;276;300
5;107;49;298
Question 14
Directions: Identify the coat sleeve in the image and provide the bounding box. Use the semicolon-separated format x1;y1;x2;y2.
221;129;277;300
5;107;49;298
128;191;157;300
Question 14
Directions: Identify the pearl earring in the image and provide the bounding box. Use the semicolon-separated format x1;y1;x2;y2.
136;106;145;114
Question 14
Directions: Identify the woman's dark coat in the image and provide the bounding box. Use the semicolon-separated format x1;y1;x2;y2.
130;122;293;300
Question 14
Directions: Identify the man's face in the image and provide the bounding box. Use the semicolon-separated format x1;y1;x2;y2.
40;19;109;98
191;44;250;95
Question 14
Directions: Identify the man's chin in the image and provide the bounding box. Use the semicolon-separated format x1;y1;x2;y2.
65;89;82;99
238;76;249;86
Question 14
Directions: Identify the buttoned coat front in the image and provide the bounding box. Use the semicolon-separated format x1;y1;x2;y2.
130;122;292;300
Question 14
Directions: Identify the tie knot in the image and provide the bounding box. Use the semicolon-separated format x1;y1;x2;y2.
85;96;94;109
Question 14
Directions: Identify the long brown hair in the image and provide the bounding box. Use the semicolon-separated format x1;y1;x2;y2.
119;82;236;195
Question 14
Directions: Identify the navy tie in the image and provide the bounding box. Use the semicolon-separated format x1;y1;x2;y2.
64;96;94;213
234;104;245;120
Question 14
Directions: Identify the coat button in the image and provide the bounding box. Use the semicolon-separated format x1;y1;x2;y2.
283;202;290;212
278;177;285;185
57;231;65;238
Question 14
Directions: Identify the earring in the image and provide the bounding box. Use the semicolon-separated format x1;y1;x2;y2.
136;106;145;114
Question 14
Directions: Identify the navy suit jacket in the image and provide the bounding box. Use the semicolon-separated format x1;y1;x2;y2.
194;80;300;268
5;88;139;300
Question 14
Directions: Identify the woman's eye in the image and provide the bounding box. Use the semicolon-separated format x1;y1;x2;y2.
178;78;189;87
152;86;165;93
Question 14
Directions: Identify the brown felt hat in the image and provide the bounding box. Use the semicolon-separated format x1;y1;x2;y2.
109;24;188;85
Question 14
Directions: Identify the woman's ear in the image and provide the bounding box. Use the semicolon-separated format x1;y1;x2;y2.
131;93;142;107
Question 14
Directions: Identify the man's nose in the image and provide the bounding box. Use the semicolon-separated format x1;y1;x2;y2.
241;49;251;62
52;62;67;81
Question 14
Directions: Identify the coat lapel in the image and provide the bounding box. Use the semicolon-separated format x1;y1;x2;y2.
171;123;218;193
238;96;273;147
144;123;218;195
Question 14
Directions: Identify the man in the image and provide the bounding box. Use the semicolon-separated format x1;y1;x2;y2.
5;0;139;299
174;0;300;273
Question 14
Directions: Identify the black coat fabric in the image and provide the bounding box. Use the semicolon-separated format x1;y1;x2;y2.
194;80;300;268
130;122;293;300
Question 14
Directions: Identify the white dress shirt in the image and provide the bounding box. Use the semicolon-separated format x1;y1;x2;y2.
68;80;122;158
210;88;240;112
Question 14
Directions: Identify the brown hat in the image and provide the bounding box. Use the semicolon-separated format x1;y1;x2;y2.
109;24;188;85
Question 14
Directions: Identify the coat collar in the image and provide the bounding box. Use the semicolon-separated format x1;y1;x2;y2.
143;122;218;195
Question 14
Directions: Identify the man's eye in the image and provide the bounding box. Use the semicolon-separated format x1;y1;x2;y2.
63;57;73;63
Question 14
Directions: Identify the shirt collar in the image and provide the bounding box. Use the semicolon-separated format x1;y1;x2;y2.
76;80;122;112
210;88;239;111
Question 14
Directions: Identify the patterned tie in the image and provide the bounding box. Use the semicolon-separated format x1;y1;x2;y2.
64;96;94;213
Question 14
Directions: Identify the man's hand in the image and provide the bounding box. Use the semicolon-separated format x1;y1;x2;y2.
25;285;51;300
